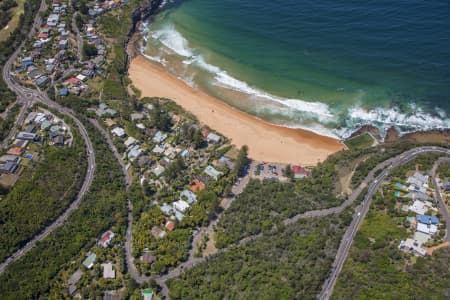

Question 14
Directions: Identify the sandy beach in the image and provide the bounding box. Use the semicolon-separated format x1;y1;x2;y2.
128;55;344;165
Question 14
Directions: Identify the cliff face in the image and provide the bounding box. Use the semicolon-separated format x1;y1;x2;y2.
127;0;162;60
130;0;162;35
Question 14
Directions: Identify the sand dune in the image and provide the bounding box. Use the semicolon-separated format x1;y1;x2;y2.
128;55;344;165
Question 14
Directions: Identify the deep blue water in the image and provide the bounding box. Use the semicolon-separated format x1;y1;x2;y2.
144;0;450;137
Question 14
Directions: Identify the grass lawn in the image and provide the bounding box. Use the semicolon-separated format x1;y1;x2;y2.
0;0;25;42
103;79;126;99
344;132;376;150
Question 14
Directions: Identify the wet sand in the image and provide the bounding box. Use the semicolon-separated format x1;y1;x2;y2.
129;55;344;165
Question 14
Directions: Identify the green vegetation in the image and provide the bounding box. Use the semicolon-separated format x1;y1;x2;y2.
333;206;448;299
437;162;450;179
351;141;447;187
333;154;449;299
0;131;86;261
168;212;352;300
0;0;22;41
216;152;346;247
83;41;98;58
233;145;248;177
0;103;19;140
0;119;127;299
344;132;375;150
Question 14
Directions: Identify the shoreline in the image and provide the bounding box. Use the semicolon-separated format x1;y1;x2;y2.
129;55;344;164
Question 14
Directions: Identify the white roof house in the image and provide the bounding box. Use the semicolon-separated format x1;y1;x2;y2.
173;200;190;213
408;200;429;215
101;263;115;279
152;145;165;154
124;136;137;148
152;165;165;177
205;165;223;179
153;131;167;143
206;132;221;144
160;203;173;216
111;127;126;138
128;145;141;160
174;210;184;221
398;239;427;257
416;223;438;235
180;190;197;204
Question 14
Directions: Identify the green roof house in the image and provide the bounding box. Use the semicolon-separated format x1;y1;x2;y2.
82;253;96;269
142;288;153;300
41;120;52;131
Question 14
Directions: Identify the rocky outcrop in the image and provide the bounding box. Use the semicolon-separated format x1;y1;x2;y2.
127;0;162;60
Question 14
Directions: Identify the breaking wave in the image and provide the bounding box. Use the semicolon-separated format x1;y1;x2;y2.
142;21;450;140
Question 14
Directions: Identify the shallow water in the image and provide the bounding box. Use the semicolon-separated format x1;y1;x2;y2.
143;0;450;138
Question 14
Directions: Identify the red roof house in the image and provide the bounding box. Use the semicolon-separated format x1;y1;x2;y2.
65;77;81;85
98;230;115;247
7;147;23;156
190;179;205;192
292;165;311;179
37;33;49;39
165;220;175;231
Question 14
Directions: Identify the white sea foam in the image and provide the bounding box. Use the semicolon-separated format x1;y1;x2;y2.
151;24;193;57
145;23;450;139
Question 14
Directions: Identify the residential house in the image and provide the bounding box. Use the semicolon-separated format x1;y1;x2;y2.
59;88;69;96
35;75;50;87
152;145;165;154
17;131;37;141
0;161;19;174
151;226;166;239
165;220;175;231
111;127;126;138
152;165;165;177
206;132;221;144
101;263;115;279
96;103;117;117
124;136;137;148
130;113;144;121
142;288;154;300
128;144;141;160
443;181;450;192
416;223;438;235
408;200;435;215
41;120;52;130
141;253;157;264
160;203;173;216
0;154;21;164
204;165;223;180
7;147;23;156
217;156;235;170
82;253;97;269
53;135;65;146
180;190;197;204
68;269;83;296
98;230;115;247
153;131;167;143
398;239;427;257
416;214;439;225
292;165;311;179
173;199;190;213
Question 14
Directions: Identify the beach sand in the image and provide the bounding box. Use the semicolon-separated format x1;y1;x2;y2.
128;55;344;165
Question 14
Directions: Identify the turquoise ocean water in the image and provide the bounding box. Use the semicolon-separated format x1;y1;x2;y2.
142;0;450;138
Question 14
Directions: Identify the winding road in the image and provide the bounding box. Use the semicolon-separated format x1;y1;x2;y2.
0;0;96;275
318;146;450;300
127;146;449;299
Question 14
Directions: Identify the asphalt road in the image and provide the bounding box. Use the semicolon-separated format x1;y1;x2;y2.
431;157;450;243
317;146;450;300
0;0;96;274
